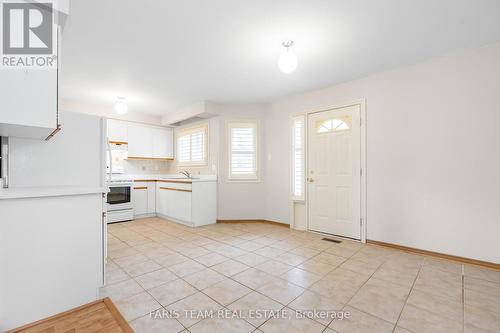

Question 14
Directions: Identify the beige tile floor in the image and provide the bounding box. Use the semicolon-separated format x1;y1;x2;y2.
101;217;500;333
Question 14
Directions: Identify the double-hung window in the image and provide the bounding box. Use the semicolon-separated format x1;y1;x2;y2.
177;124;208;166
227;121;259;181
292;115;305;200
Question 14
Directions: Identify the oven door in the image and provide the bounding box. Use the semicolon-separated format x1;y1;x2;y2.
107;185;132;211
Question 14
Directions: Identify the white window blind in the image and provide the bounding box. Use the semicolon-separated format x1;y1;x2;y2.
177;124;208;166
227;121;259;180
292;115;305;200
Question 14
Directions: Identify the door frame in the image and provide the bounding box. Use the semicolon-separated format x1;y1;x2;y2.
304;99;367;242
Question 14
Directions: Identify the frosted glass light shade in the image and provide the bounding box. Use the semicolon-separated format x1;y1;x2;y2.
114;98;128;114
278;50;298;73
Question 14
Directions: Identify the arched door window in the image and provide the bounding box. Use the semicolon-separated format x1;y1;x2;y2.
316;116;351;133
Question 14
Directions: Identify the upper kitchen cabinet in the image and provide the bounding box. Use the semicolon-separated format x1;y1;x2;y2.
126;122;174;160
128;123;153;158
0;64;59;141
107;119;128;143
0;18;60;140
152;126;174;159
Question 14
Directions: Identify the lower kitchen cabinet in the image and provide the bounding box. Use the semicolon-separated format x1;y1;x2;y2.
133;181;156;217
156;180;216;226
0;192;105;330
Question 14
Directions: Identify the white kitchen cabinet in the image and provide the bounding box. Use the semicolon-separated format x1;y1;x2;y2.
128;124;154;158
0;193;104;331
156;183;167;216
147;183;156;214
127;123;173;159
133;181;156;217
175;191;192;221
156;180;215;226
0;69;58;139
107;119;128;143
167;187;192;222
152;127;174;159
156;182;191;223
0;30;59;140
133;184;148;216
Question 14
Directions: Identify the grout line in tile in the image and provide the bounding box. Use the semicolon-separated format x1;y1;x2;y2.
334;254;398;330
108;217;479;333
391;259;423;333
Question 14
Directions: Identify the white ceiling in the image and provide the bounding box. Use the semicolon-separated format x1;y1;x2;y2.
60;0;500;116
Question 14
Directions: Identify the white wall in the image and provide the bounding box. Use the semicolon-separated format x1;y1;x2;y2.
216;104;268;220
264;42;500;263
9;111;105;187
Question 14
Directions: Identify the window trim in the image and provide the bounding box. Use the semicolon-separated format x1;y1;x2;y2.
176;123;209;167
291;115;306;201
226;120;260;182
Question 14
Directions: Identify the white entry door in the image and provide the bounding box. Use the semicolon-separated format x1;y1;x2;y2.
307;104;361;239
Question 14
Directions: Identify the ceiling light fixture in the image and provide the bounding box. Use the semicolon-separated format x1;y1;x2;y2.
278;41;298;74
114;96;128;114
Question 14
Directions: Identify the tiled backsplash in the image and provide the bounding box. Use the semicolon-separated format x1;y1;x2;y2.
164;162;218;176
110;152;216;176
121;159;171;174
109;145;172;175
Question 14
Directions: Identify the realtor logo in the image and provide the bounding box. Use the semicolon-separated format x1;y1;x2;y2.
1;0;56;68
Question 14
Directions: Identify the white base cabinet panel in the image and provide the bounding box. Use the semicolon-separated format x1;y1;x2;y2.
0;194;104;331
191;181;218;226
156;181;216;227
133;181;156;217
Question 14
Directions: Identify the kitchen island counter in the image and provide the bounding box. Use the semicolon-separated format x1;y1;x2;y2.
0;185;107;200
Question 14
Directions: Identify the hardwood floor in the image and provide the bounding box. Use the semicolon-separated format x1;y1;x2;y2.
7;298;133;333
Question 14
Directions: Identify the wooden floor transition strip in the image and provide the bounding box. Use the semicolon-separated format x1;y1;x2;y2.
367;239;500;271
216;219;290;228
6;297;133;333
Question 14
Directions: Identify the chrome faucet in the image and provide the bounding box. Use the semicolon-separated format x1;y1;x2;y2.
179;170;191;178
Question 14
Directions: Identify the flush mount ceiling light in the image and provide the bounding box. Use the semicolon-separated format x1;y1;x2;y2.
114;96;128;114
278;40;298;74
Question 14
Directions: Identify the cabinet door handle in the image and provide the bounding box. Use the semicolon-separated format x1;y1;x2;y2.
133;186;147;190
159;186;192;193
45;125;62;141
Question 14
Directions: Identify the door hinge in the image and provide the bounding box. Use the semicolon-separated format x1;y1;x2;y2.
360;118;362;127
360;168;363;176
360;218;363;227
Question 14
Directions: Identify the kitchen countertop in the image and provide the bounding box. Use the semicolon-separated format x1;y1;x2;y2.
0;186;108;200
0;175;217;199
110;174;217;182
